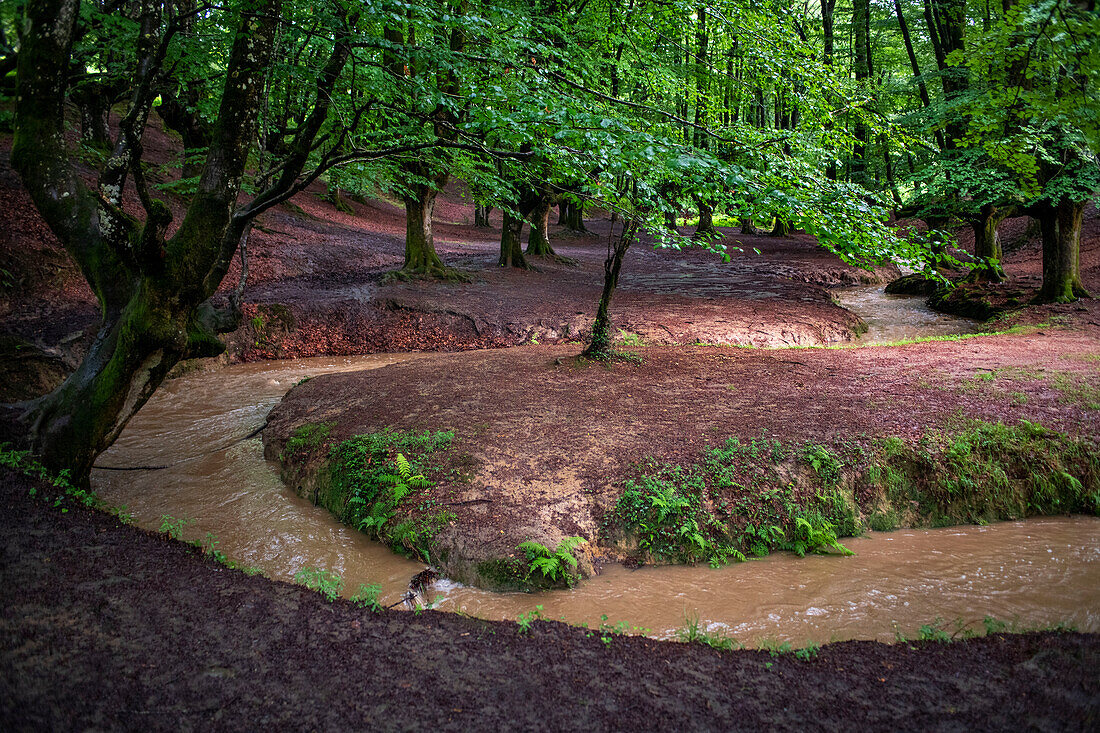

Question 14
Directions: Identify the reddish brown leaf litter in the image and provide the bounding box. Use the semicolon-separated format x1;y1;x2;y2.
2;469;1098;731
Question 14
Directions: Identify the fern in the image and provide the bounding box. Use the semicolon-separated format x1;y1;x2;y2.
518;537;585;586
394;452;412;481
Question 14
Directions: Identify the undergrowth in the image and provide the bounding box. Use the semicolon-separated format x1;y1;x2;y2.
864;419;1100;528
606;419;1098;565
325;429;455;562
605;434;859;566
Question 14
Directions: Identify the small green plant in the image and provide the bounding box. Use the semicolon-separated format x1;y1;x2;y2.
794;641;820;661
618;329;645;346
782;516;854;557
199;531;229;564
518;536;584;586
675;613;742;651
918;617;952;643
1;445;101;510
159;515;191;540
355;452;432;533
517;605;545;634
294;567;344;601
759;638;794;657
351;583;384;613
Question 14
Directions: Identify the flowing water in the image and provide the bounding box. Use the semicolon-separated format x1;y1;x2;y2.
91;295;1099;646
832;284;982;345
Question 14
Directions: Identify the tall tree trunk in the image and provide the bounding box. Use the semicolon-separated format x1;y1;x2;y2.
851;0;872;185
584;219;639;359
10;0;356;484
564;201;587;232
740;217;755;235
499;211;528;268
770;217;792;237
403;186;446;272
924;0;968;149
73;83;112;150
1033;200;1088;303
474;204;492;227
894;0;945;151
525;195;556;256
822;0;838;180
967;204;1010;282
693;198;717;239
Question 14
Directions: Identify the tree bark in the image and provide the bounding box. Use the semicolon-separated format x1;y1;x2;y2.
770;217;792;237
525;195;556;256
966;204;1010;282
584;219;639;359
404;186;446;272
499;210;528;268
563;200;587;232
894;0;945;151
822;0;838;180
851;0;872;185
474;204;492;227
1033;200;1088;303
693;198;717;239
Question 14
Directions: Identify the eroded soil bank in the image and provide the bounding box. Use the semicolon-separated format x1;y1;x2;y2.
3;469;1098;731
265;321;1100;590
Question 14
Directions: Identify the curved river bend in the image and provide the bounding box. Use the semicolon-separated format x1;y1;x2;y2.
91;292;1098;646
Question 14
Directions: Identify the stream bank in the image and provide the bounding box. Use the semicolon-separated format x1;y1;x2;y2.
264;327;1100;592
4;468;1099;731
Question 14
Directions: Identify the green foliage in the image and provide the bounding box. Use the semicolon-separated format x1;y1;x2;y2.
675;614;742;652
293;567;344;602
516;605;545;634
350;583;384;613
608;434;861;566
327;429;453;557
159;515;191;541
517;537;585;587
782;516;854;558
794;641;820;661
865;420;1100;526
1;445;101;511
610;464;744;566
281;422;334;460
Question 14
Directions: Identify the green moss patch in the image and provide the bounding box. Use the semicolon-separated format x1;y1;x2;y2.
864;420;1100;528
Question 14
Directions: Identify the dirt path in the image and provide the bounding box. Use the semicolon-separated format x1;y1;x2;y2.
2;470;1097;731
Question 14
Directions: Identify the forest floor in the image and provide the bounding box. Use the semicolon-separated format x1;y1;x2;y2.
2;130;1100;727
3;468;1098;731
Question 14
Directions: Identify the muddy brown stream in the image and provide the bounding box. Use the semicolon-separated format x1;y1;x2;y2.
91;295;1098;646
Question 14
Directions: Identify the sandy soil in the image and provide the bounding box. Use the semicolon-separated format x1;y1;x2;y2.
3;469;1098;732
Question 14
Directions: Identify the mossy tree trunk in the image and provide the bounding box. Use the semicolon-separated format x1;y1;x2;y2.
474;204;492;227
525;194;556;256
583;219;640;359
1032;199;1088;303
966;204;1010;283
740;217;755;235
693;198;718;240
770;216;792;236
11;0;354;485
500;182;541;268
499;210;528;268
559;199;587;232
403;181;447;273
